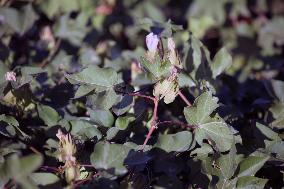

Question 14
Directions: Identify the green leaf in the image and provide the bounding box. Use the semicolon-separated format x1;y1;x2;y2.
190;143;213;157
271;101;284;118
135;18;182;38
271;116;284;129
54;14;88;46
154;131;194;152
30;173;59;186
184;91;219;125
237;176;268;189
90;141;130;175
17;154;43;178
3;154;43;180
106;127;120;140
0;114;19;127
266;141;284;160
66;66;121;89
184;91;233;151
182;35;202;76
74;85;97;98
178;73;196;88
255;122;281;141
88;89;120;110
39;0;79;19
79;47;100;66
115;116;135;130
210;47;232;78
217;144;237;179
140;56;171;81
20;67;46;75
112;95;134;116
0;154;43;189
0;4;38;35
89;109;114;128
37;104;61;127
238;156;269;177
0;114;29;138
69;120;102;140
195;119;234;152
270;80;284;102
188;16;215;38
0;62;9;84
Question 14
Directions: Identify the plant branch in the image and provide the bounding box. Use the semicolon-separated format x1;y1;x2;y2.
142;97;159;149
40;166;60;173
29;146;41;155
178;90;192;107
128;92;155;101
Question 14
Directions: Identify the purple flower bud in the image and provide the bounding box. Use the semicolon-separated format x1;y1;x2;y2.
146;32;159;53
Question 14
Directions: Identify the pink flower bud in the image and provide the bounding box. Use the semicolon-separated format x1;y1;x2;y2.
146;32;159;53
96;4;113;15
168;67;178;81
5;71;16;82
56;129;64;140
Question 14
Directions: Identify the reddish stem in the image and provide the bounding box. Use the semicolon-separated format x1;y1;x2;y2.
128;92;155;101
178;91;192;107
40;166;60;172
29;146;41;155
142;97;159;149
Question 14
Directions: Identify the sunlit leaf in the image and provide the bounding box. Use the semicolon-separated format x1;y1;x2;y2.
90;141;130;175
0;5;38;35
115;116;135;130
236;176;268;189
211;47;232;78
37;104;61;127
238;156;269;177
66;66;121;90
155;131;195;152
89;109;114;128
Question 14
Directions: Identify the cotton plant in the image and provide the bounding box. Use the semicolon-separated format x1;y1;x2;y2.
56;129;80;184
141;32;182;104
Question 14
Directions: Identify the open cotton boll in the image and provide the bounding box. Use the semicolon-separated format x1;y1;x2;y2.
153;79;179;104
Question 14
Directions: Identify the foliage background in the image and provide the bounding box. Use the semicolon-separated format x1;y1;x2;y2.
0;0;284;188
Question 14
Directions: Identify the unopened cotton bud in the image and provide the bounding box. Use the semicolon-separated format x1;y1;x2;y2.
167;38;176;52
56;129;76;163
146;32;159;53
65;164;79;183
